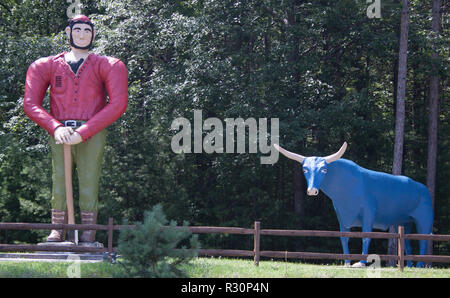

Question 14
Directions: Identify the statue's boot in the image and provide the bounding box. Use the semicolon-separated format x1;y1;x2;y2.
80;211;98;243
46;209;68;242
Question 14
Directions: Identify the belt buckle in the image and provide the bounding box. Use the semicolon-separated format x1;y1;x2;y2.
64;120;77;128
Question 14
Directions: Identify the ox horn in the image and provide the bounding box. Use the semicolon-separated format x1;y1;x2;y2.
324;142;347;164
273;144;305;163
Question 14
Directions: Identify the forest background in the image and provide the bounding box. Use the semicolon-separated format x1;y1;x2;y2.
0;0;448;262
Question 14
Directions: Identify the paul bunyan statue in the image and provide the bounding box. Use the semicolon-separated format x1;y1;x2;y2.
23;15;128;243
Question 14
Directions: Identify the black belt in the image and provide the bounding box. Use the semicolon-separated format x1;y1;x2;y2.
61;120;86;128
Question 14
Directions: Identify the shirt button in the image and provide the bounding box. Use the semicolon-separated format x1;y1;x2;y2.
74;98;78;101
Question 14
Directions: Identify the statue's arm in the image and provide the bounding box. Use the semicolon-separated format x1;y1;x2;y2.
23;58;63;136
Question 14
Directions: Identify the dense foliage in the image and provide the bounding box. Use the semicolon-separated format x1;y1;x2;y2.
0;0;448;260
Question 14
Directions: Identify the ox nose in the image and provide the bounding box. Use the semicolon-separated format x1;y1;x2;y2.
307;188;319;196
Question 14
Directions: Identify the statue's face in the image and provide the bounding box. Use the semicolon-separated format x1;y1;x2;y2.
302;157;328;196
65;23;95;49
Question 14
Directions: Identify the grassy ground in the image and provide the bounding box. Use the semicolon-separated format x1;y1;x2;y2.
0;257;448;278
184;258;450;278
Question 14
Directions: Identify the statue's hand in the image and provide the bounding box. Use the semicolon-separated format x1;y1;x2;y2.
54;126;74;144
66;132;83;145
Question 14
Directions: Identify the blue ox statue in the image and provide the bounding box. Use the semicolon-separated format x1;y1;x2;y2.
274;142;433;268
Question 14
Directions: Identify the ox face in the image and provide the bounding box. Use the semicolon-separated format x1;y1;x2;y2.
274;142;347;197
302;157;329;196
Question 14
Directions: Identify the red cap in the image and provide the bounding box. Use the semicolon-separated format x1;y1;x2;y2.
69;15;94;26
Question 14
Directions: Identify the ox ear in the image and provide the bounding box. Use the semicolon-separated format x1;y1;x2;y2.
324;142;347;164
273;144;305;163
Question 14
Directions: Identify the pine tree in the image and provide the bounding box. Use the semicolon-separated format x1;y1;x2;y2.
116;204;199;278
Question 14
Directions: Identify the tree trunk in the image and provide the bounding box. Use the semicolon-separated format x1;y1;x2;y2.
287;4;306;220
392;0;410;176
426;0;442;266
388;0;410;267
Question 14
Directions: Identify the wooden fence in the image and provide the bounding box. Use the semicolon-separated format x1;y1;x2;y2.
0;220;449;271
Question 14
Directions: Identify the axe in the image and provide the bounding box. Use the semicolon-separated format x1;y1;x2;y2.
64;144;78;245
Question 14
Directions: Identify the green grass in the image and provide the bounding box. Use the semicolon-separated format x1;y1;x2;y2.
0;257;448;278
0;260;119;278
184;258;450;278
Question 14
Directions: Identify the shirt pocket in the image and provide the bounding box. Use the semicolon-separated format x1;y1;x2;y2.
51;72;67;94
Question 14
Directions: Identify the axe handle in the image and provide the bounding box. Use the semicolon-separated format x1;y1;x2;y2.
63;144;75;226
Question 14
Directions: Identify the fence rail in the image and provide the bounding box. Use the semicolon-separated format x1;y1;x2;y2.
0;220;449;271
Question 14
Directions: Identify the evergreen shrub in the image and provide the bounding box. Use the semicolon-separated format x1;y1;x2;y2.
116;204;199;277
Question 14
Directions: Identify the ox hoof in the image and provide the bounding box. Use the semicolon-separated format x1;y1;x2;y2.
351;262;366;268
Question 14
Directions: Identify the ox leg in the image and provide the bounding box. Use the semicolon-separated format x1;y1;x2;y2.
403;223;413;267
416;240;429;268
357;213;375;267
339;224;351;267
412;208;433;268
415;223;433;268
360;237;372;266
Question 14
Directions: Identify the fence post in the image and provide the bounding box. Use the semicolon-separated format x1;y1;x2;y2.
398;225;404;272
108;217;114;260
254;221;260;266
